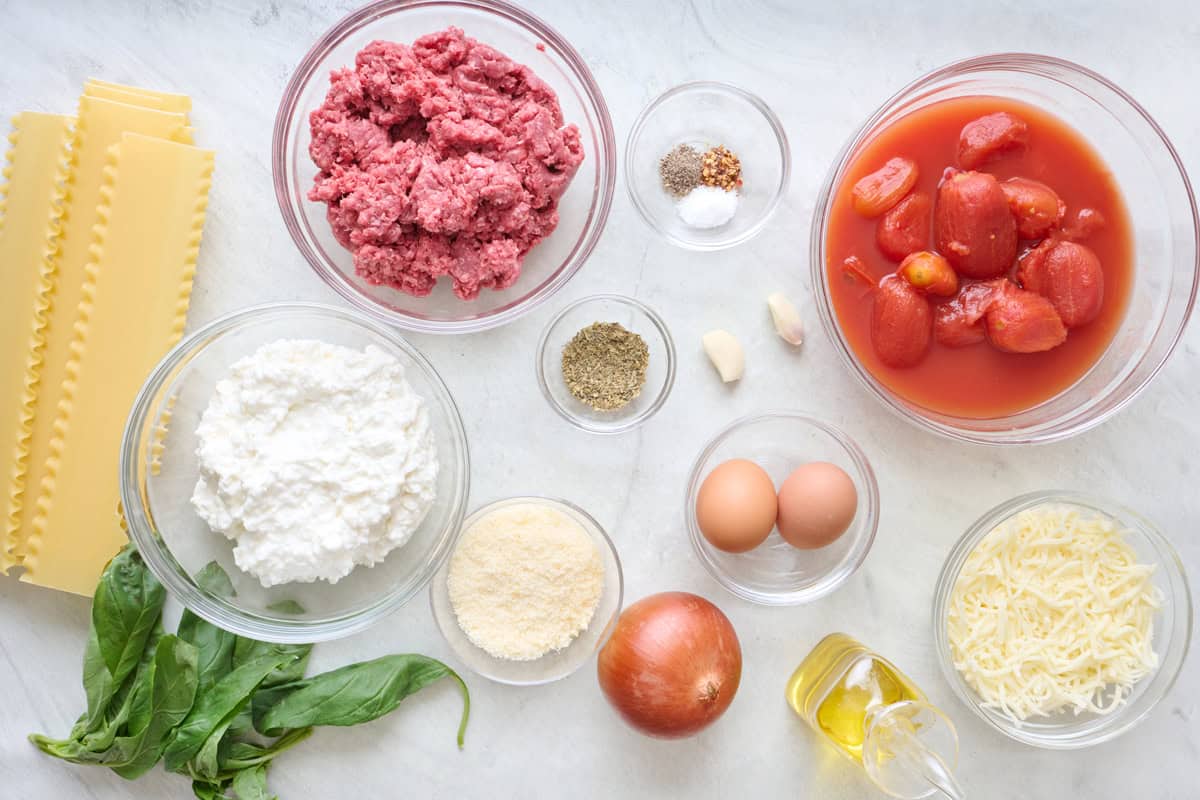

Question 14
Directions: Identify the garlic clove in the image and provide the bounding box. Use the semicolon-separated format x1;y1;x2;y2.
702;330;745;383
767;292;804;346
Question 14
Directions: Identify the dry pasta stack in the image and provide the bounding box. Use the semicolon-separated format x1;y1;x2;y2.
0;80;214;595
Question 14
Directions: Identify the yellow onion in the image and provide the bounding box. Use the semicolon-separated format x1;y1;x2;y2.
597;592;741;739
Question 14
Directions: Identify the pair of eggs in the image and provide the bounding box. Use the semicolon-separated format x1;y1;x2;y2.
696;459;858;553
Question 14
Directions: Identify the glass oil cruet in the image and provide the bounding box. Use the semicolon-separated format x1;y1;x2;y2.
786;633;965;799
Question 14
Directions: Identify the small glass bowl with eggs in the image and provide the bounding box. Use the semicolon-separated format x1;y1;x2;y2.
684;412;879;605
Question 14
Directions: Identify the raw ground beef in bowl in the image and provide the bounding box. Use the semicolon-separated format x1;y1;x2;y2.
274;0;615;333
308;27;585;301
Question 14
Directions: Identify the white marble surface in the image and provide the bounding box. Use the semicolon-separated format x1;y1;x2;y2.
2;1;1198;797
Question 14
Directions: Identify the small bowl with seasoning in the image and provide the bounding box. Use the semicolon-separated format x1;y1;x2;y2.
932;491;1192;749
536;294;676;434
626;81;790;251
684;412;880;605
429;496;624;685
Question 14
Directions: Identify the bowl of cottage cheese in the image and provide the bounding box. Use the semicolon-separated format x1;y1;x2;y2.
120;302;470;642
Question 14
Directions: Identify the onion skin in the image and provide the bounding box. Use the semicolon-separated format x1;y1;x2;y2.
596;591;742;739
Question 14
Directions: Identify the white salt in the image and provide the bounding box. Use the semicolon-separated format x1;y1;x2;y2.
676;185;738;229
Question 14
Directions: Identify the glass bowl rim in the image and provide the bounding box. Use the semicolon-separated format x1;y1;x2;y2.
119;300;472;643
808;51;1200;445
683;410;881;605
428;494;625;686
271;0;618;335
534;293;677;435
930;489;1194;749
624;80;792;251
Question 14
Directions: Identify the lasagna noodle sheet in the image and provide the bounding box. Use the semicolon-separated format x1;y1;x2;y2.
5;96;190;577
0;113;74;571
23;133;213;594
84;78;193;114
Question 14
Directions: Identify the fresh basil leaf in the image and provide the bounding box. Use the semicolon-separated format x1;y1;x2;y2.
81;628;116;730
265;649;309;688
179;563;238;694
78;623;163;753
256;654;470;747
162;652;299;773
30;550;471;793
191;778;230;800
71;618;160;748
80;546;166;732
181;618;236;696
215;727;312;777
222;705;254;743
191;709;241;781
234;639;312;693
33;635;199;777
67;712;89;742
231;764;274;800
265;599;305;615
248;684;289;734
122;641;158;735
91;546;166;698
193;561;236;598
109;634;200;779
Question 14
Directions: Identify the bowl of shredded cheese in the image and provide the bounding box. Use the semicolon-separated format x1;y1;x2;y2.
933;491;1192;749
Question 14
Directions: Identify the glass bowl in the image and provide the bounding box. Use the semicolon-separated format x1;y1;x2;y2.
535;294;676;434
119;303;471;643
626;81;790;250
273;0;616;334
429;496;623;685
932;491;1193;749
811;53;1199;444
684;412;879;605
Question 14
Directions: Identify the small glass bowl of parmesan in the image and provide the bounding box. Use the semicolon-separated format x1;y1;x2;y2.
932;491;1192;749
429;496;623;685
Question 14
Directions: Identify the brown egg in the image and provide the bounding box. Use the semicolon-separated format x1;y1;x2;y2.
776;462;857;549
695;459;778;553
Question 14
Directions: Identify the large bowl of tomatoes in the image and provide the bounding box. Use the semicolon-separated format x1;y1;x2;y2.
811;53;1199;445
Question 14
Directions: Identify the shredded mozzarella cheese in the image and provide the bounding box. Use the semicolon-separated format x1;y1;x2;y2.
947;504;1161;722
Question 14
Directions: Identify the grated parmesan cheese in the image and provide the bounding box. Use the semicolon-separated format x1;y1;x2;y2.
447;502;604;661
947;504;1162;722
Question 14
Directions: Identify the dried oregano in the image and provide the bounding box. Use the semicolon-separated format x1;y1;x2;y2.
561;322;649;412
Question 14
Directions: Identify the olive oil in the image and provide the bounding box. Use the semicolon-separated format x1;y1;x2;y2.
786;634;964;800
786;633;923;761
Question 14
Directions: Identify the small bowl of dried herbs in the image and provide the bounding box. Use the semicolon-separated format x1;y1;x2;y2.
536;294;676;434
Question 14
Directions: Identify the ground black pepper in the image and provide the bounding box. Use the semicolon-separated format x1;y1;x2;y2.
658;144;703;198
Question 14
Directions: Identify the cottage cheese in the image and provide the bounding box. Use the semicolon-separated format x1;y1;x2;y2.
190;339;438;587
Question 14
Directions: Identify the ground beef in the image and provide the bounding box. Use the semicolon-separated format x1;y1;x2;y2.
307;27;585;300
